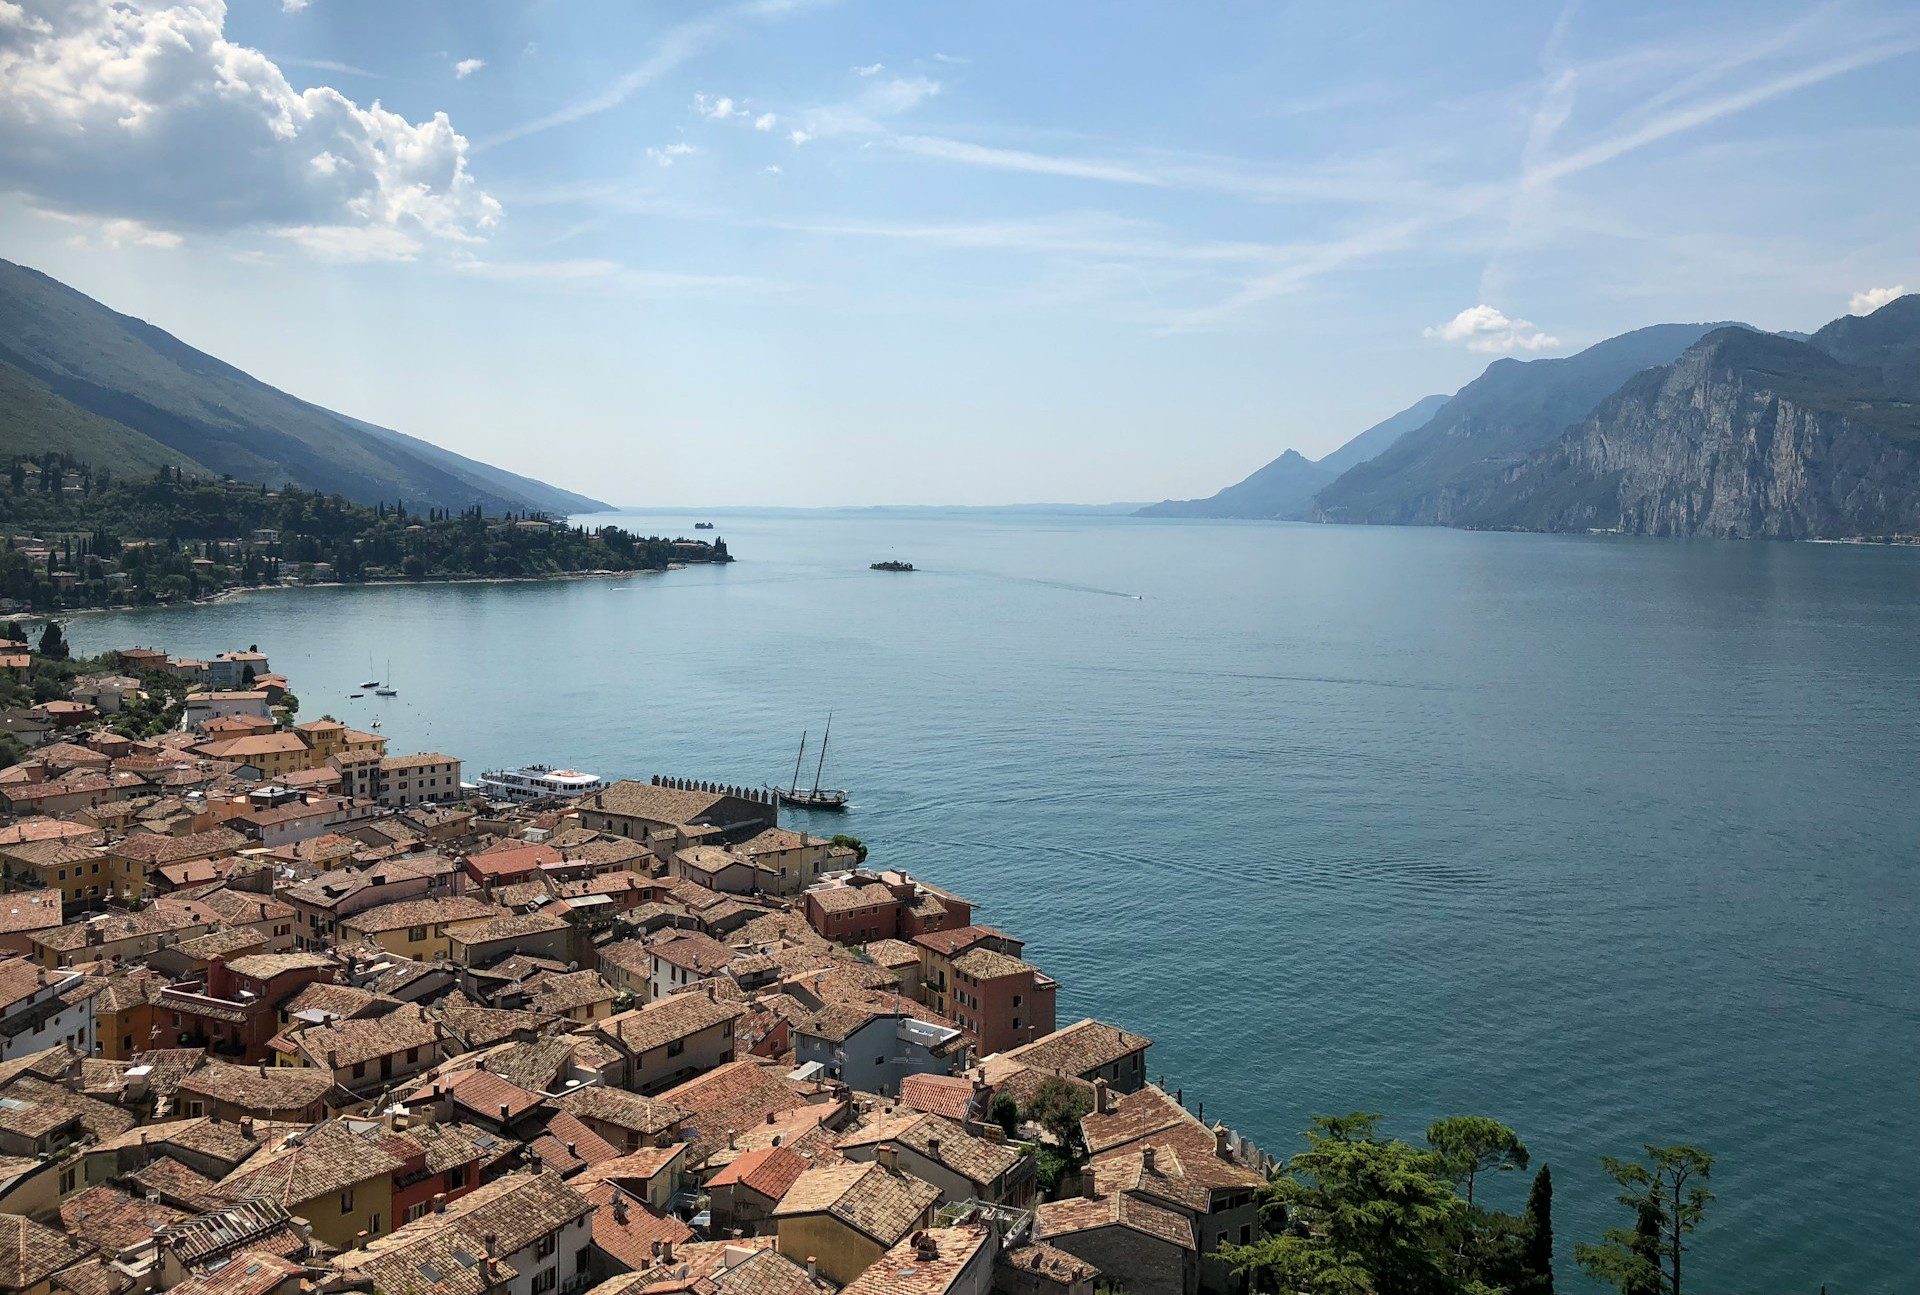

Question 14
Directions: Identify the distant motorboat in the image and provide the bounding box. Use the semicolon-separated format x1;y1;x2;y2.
694;521;715;530
349;692;364;698
870;560;914;572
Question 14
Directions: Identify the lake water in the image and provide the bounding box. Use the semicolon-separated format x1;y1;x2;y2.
65;512;1920;1292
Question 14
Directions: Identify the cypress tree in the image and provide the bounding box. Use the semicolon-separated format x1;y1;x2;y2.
1523;1164;1554;1293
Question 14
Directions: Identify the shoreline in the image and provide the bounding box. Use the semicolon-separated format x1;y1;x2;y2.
40;563;706;620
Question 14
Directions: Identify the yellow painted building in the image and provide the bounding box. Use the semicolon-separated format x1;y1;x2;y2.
336;896;500;960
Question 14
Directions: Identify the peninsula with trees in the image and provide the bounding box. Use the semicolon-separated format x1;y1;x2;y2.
0;452;729;611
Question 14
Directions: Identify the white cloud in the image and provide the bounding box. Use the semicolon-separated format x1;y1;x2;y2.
930;53;968;65
1424;305;1562;354
753;112;776;131
853;62;883;76
281;0;308;11
455;57;485;78
0;0;499;261
789;128;813;145
1850;285;1907;315
694;92;740;119
763;164;782;174
646;142;697;166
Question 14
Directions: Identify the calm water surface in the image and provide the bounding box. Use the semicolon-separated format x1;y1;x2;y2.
67;513;1920;1292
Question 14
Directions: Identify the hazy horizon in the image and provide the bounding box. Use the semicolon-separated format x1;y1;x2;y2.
2;0;1916;507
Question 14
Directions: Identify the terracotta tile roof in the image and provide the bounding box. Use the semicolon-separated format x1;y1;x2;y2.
339;897;500;934
170;1250;307;1295
528;1111;621;1175
596;993;743;1058
1034;1192;1195;1252
909;927;1011;958
586;1183;694;1269
379;753;458;771
0;819;99;846
997;1019;1149;1078
805;885;897;916
896;1075;980;1124
124;1155;228;1211
280;980;382;1022
585;781;728;825
557;1086;684;1137
49;1258;129;1295
772;1162;939;1247
0;890;60;935
949;948;1035;982
432;995;553;1050
0;1214;94;1290
840;1227;992;1295
336;1171;592;1295
705;1145;808;1201
2;1076;135;1141
648;931;739;976
108;827;248;865
572;1144;686;1191
177;1062;332;1114
477;1035;576;1093
60;1186;189;1255
224;952;336;981
859;940;921;969
408;1120;513;1175
289;1006;440;1070
999;1242;1099;1286
35;903;213;952
656;1060;807;1164
408;1067;545;1121
838;1114;1024;1190
218;1119;406;1205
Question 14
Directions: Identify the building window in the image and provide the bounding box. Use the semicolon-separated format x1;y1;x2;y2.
408;925;428;941
666;1039;684;1058
536;1236;557;1260
532;1272;556;1295
340;1189;355;1211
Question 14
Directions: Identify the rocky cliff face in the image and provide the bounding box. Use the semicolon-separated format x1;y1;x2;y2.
1465;326;1920;538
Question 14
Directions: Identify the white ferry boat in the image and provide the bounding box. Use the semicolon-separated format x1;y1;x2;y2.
476;764;605;803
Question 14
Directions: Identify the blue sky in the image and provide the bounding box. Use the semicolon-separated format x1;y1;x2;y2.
1;1;1915;506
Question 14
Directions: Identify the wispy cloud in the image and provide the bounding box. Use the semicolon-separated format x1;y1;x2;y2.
852;62;884;76
454;57;485;79
646;143;698;166
480;0;830;152
451;257;772;293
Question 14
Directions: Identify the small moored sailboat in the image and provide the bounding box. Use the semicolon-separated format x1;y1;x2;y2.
769;716;849;810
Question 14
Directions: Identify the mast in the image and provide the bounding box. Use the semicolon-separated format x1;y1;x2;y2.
790;732;807;796
812;713;832;796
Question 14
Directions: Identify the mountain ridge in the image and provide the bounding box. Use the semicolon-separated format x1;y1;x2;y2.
0;259;607;514
1136;393;1448;520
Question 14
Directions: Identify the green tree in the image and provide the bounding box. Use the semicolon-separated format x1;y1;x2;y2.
1221;1113;1462;1295
991;1093;1020;1138
1576;1146;1712;1295
36;620;67;660
829;834;868;863
1427;1117;1530;1209
1521;1165;1554;1294
1025;1078;1092;1152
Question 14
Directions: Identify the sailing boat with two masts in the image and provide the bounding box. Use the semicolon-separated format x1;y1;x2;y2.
770;715;849;810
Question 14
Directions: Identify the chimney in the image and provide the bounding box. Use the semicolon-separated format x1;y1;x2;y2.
327;1049;339;1068
806;1258;818;1281
914;1233;938;1262
926;1136;941;1159
1092;1079;1110;1115
1213;1124;1231;1158
482;1234;499;1278
661;1241;674;1264
500;1103;511;1121
651;1242;664;1259
727;1132;736;1149
613;1195;629;1223
240;1117;255;1140
1082;1167;1099;1200
433;1193;447;1214
1141;1146;1156;1173
566;1142;577;1157
875;1145;900;1173
765;1111;776;1124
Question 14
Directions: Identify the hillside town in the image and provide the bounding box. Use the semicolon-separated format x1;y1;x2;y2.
0;637;1272;1295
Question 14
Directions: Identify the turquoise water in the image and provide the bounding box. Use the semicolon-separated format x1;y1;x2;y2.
65;513;1920;1292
